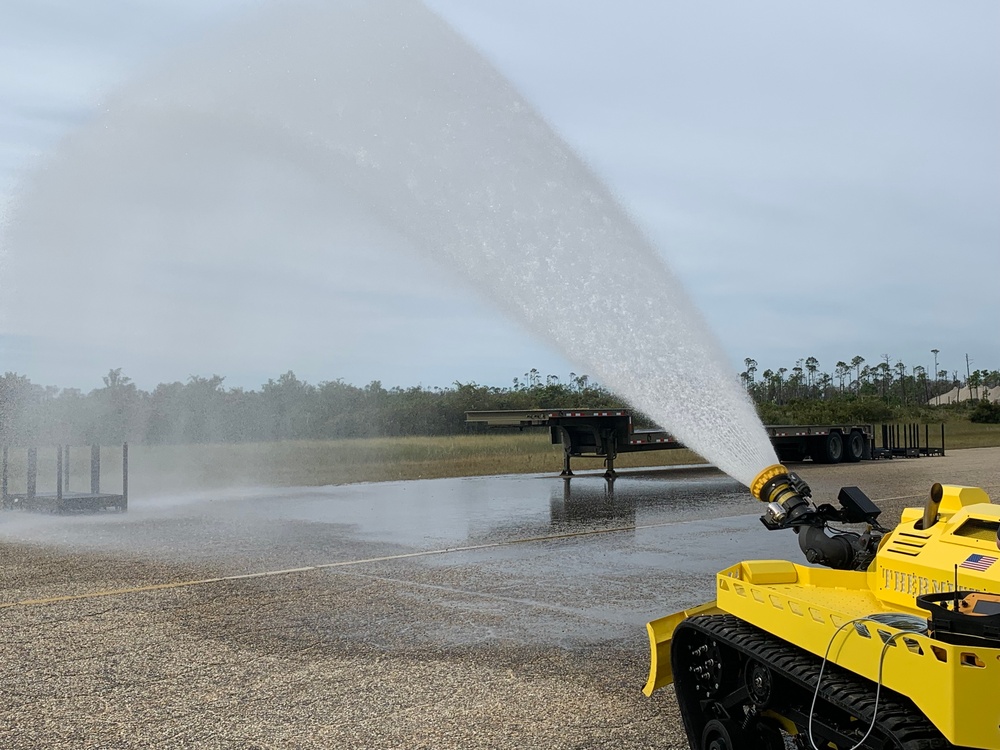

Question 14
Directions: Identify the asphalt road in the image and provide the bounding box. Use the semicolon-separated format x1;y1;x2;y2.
1;448;998;749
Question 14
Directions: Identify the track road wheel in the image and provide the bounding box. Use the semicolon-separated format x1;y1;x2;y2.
700;719;748;750
745;660;773;707
844;430;865;462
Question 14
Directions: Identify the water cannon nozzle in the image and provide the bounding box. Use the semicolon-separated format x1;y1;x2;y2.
751;464;788;501
751;463;813;529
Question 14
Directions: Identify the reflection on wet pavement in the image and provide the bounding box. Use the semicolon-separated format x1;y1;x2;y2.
0;465;804;647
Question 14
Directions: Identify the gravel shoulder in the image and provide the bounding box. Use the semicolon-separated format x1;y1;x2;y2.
2;448;998;749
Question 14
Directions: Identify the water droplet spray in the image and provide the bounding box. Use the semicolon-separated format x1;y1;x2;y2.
0;1;777;486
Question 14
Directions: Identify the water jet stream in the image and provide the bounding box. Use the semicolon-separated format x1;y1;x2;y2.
0;1;777;486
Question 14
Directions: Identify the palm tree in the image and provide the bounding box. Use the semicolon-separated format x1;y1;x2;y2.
817;372;833;397
969;369;983;401
805;357;819;389
877;359;892;402
835;361;849;392
895;361;907;405
861;365;873;394
850;356;865;394
913;365;928;404
761;369;775;402
791;366;805;400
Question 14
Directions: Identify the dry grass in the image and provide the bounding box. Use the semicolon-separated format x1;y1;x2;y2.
119;433;703;493
3;421;998;494
935;419;1000;449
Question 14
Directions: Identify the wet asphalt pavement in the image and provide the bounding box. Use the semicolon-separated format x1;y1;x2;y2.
2;467;800;646
2;450;999;749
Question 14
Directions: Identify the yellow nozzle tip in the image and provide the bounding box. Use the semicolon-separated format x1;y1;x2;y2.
750;464;789;501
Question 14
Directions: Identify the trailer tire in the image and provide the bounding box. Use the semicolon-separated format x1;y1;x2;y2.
810;432;843;464
843;430;865;463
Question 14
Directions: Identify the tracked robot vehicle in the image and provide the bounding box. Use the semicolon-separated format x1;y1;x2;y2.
644;465;1000;749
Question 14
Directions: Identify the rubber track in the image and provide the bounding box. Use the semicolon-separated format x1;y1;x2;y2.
682;614;958;750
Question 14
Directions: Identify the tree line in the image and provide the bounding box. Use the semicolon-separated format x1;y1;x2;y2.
742;353;1000;425
742;355;998;403
1;354;997;447
0;368;629;446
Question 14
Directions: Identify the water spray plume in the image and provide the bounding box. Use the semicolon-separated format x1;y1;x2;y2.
0;1;777;486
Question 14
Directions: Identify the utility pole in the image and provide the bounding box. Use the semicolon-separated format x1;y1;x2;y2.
966;354;973;402
931;349;940;405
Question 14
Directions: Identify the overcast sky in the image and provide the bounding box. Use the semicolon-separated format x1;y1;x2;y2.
0;0;997;392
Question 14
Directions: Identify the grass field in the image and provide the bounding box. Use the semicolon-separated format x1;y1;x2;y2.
933;418;1000;449
121;434;705;493
3;420;998;495
2;433;702;496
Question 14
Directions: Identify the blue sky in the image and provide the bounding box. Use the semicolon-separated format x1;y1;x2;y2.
1;0;997;392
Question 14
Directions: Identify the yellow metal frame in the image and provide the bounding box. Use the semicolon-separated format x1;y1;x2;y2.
717;560;1000;749
645;485;1000;749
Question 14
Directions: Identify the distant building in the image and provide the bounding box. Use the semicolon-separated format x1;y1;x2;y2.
931;385;1000;405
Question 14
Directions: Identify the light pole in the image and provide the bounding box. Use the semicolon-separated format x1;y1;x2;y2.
931;349;940;405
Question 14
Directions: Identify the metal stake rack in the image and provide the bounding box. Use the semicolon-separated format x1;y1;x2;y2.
1;443;128;513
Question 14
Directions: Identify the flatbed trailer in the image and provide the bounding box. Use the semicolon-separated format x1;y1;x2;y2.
466;410;890;477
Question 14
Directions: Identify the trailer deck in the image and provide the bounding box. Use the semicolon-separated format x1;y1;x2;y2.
466;410;943;477
466;409;685;477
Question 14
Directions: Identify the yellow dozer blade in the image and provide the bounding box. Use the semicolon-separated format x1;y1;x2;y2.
643;600;721;696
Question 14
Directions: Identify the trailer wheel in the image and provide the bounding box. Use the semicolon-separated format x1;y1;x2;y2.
843;430;865;463
810;432;843;464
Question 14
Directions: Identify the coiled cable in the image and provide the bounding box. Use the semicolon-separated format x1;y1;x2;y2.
807;613;927;750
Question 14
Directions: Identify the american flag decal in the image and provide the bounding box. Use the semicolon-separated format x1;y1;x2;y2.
959;553;998;572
